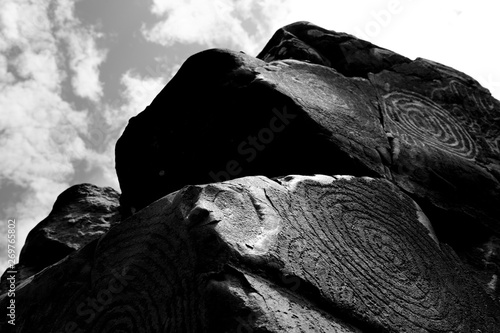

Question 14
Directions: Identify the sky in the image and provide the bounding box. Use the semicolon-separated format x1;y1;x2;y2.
0;0;499;272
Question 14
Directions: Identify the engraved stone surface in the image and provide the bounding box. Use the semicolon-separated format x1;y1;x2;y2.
3;21;500;332
382;90;477;160
115;49;389;215
2;176;498;332
257;22;500;300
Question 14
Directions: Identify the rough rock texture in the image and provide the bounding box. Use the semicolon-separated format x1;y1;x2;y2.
3;21;500;332
256;22;500;302
257;21;412;77
116;22;500;302
2;175;499;332
0;184;121;293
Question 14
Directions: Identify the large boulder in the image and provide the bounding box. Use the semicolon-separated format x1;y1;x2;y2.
257;22;500;299
115;22;500;300
2;175;498;332
0;184;121;293
257;21;412;77
258;22;500;241
4;21;500;332
115;46;389;216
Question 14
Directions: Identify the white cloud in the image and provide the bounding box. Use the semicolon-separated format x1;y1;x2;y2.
365;0;500;99
51;0;107;102
65;30;107;102
121;72;167;112
0;55;14;84
282;0;500;99
283;0;376;33
144;0;499;98
0;83;87;183
0;0;107;270
0;1;50;47
14;49;62;89
144;0;292;54
104;71;167;134
90;71;168;193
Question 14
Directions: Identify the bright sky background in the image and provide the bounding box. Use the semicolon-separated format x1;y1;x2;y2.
1;0;499;271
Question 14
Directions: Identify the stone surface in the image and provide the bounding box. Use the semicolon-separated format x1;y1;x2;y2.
0;184;121;294
4;21;500;332
115;22;500;301
257;21;411;78
115;48;389;214
2;175;498;332
257;22;500;242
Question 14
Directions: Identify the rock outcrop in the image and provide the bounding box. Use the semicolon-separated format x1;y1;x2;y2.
0;184;121;294
2;21;499;332
4;175;500;332
116;22;500;302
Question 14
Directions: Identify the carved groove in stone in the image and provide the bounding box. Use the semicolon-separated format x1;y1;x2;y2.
382;91;477;159
267;177;489;332
87;206;203;333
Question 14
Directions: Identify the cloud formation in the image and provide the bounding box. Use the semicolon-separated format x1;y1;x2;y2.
65;30;107;101
0;0;106;268
144;0;292;54
142;0;499;99
99;71;167;189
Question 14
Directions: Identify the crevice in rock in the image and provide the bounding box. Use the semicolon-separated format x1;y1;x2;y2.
10;20;500;333
231;258;385;333
396;186;498;299
258;21;411;81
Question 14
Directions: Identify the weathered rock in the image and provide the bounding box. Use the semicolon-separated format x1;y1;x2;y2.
6;21;500;332
2;175;498;332
115;22;500;299
257;22;500;241
0;184;121;293
257;21;411;78
20;183;121;267
115;49;389;214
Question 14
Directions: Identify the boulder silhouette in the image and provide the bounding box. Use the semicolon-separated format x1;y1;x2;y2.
4;175;499;332
0;184;121;294
2;22;499;332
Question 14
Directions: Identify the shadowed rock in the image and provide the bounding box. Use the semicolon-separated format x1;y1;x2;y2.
4;21;500;332
257;21;411;77
116;22;500;300
115;49;389;214
257;22;500;243
0;184;121;294
2;175;498;332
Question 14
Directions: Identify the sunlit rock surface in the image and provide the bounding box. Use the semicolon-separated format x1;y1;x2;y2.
4;175;500;332
2;21;499;332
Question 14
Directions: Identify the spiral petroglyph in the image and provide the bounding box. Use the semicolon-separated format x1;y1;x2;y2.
87;197;203;333
272;175;480;332
432;79;500;156
382;91;477;159
5;19;500;333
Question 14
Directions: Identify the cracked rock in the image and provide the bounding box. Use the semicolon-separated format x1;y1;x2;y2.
3;21;500;332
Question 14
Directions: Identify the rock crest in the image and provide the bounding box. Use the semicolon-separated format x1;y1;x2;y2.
2;22;499;332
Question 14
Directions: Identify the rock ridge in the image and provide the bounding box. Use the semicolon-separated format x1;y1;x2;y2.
2;21;499;332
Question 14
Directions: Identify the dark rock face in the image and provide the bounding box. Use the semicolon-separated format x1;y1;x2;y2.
115;48;389;214
3;175;499;332
3;21;500;332
257;21;411;78
116;22;500;302
20;183;121;268
257;23;500;242
0;184;121;293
